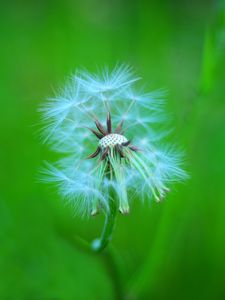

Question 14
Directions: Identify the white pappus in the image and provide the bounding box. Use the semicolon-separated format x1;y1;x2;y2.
39;65;188;217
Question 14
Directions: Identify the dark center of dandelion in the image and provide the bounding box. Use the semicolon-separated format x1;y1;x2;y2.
86;112;140;161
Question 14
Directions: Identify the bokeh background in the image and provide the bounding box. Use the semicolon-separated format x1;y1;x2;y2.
1;0;225;299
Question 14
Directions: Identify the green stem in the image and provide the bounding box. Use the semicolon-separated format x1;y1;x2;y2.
56;204;123;299
56;168;121;297
101;247;124;300
91;198;117;253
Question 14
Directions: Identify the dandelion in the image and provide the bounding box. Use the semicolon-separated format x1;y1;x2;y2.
40;65;187;251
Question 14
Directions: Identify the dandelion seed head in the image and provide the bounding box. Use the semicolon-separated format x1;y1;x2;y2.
40;65;188;216
99;134;128;148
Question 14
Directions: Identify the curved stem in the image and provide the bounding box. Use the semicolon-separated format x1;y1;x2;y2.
56;206;124;299
91;198;117;253
101;247;124;300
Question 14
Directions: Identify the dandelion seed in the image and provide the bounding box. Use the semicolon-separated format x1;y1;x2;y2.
40;65;188;217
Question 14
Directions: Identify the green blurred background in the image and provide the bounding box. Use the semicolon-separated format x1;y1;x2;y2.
1;0;225;299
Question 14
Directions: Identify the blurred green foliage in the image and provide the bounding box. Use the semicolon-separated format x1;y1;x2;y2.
1;0;225;299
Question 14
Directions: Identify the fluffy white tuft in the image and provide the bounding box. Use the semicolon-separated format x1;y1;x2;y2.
40;65;188;216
